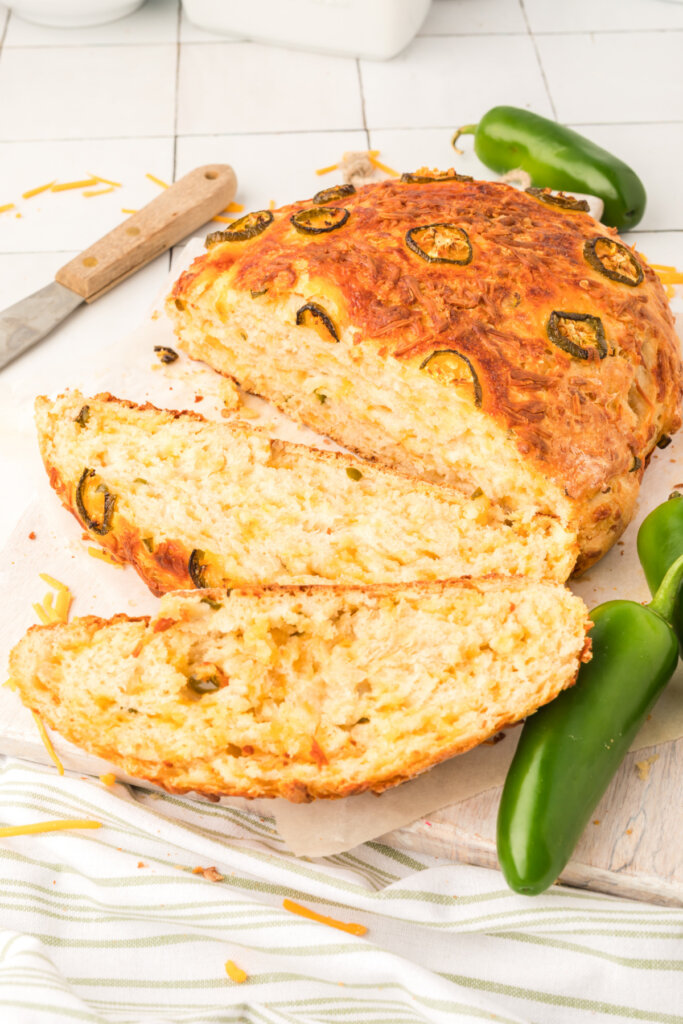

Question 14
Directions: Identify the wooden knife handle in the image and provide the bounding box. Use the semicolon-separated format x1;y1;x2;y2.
55;164;237;302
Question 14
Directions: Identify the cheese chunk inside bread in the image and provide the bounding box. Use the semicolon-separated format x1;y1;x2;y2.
9;580;591;801
36;392;577;594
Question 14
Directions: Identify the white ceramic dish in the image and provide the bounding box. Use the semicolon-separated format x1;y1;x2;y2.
8;0;146;28
181;0;433;60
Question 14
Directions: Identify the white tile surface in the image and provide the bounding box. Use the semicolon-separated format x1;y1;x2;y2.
179;9;242;42
360;35;553;129
524;0;683;32
177;43;363;135
566;122;683;232
0;137;175;251
0;45;177;140
420;0;526;35
537;32;683;124
4;0;179;46
174;129;368;232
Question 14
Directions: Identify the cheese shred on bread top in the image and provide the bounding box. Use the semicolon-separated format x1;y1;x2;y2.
36;392;577;594
168;175;682;572
10;580;591;801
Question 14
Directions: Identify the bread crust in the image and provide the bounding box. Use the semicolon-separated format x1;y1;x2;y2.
10;579;591;802
169;177;682;571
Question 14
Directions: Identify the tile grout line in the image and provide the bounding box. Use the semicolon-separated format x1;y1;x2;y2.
170;0;182;271
519;0;557;120
355;59;370;151
0;8;11;55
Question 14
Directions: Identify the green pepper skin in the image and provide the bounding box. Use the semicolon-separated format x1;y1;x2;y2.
637;493;683;646
456;107;646;232
497;601;678;895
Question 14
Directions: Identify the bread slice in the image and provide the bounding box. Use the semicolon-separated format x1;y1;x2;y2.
35;392;577;593
9;579;591;801
167;176;682;572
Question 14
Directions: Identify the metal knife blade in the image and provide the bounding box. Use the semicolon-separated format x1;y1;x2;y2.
0;281;83;372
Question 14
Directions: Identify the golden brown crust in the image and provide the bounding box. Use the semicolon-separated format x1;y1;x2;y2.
171;177;682;571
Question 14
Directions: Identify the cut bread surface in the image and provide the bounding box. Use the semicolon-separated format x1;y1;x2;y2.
10;580;591;801
35;392;578;593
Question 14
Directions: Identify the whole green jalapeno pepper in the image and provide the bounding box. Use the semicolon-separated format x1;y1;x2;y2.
637;491;683;647
452;106;646;232
496;551;683;895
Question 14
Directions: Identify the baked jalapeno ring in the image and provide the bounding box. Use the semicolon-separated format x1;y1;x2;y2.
583;237;643;287
291;206;350;235
547;311;607;360
76;469;116;536
401;171;473;184
406;223;473;265
188;548;226;589
420;350;483;407
296;302;339;343
313;183;356;204
206;210;273;247
526;187;589;213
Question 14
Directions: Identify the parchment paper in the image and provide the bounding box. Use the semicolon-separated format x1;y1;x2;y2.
1;238;682;858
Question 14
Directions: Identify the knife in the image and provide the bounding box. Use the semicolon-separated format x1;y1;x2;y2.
0;164;237;371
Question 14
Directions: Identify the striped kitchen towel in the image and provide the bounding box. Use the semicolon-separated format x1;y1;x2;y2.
0;759;681;1024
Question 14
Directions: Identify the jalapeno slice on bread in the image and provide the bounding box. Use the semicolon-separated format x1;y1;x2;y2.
583;237;643;286
313;183;356;204
76;469;116;536
401;171;473;184
206;210;273;247
526;187;590;213
296;302;339;343
547;311;607;360
291;207;349;234
406;223;473;265
420;350;483;407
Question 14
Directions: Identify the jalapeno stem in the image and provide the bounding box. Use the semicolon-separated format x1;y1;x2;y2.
647;552;683;623
451;124;477;154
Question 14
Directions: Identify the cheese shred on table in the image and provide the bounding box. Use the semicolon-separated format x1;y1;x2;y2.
31;711;64;776
52;178;99;192
87;546;124;568
22;182;55;199
282;899;367;936
146;173;169;189
0;820;101;838
224;960;248;983
87;172;122;188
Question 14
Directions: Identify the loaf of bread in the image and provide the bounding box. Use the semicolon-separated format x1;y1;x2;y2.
9;579;591;801
35;391;577;594
167;173;682;572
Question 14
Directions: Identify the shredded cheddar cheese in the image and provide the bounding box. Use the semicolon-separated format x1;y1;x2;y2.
224;960;247;983
146;173;169;189
3;679;17;691
0;203;16;214
52;178;99;193
315;162;339;176
282;899;367;936
99;773;116;786
225;201;244;213
87;546;124;568
88;173;122;188
22;181;55;199
368;154;399;177
121;208;138;215
32;602;51;625
0;820;101;838
83;187;115;198
212;215;236;224
32;711;64;776
38;574;72;623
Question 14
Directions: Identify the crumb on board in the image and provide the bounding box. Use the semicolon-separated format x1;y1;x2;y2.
137;861;147;869
635;755;659;781
592;820;600;825
483;731;506;746
192;866;224;882
28;531;36;540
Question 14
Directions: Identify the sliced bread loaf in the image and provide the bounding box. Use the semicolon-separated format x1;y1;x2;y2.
9;579;591;801
35;391;577;594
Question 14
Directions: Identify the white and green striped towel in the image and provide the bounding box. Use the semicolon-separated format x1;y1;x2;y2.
0;759;680;1024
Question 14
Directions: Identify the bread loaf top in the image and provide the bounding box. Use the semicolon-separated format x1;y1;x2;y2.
169;174;681;569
